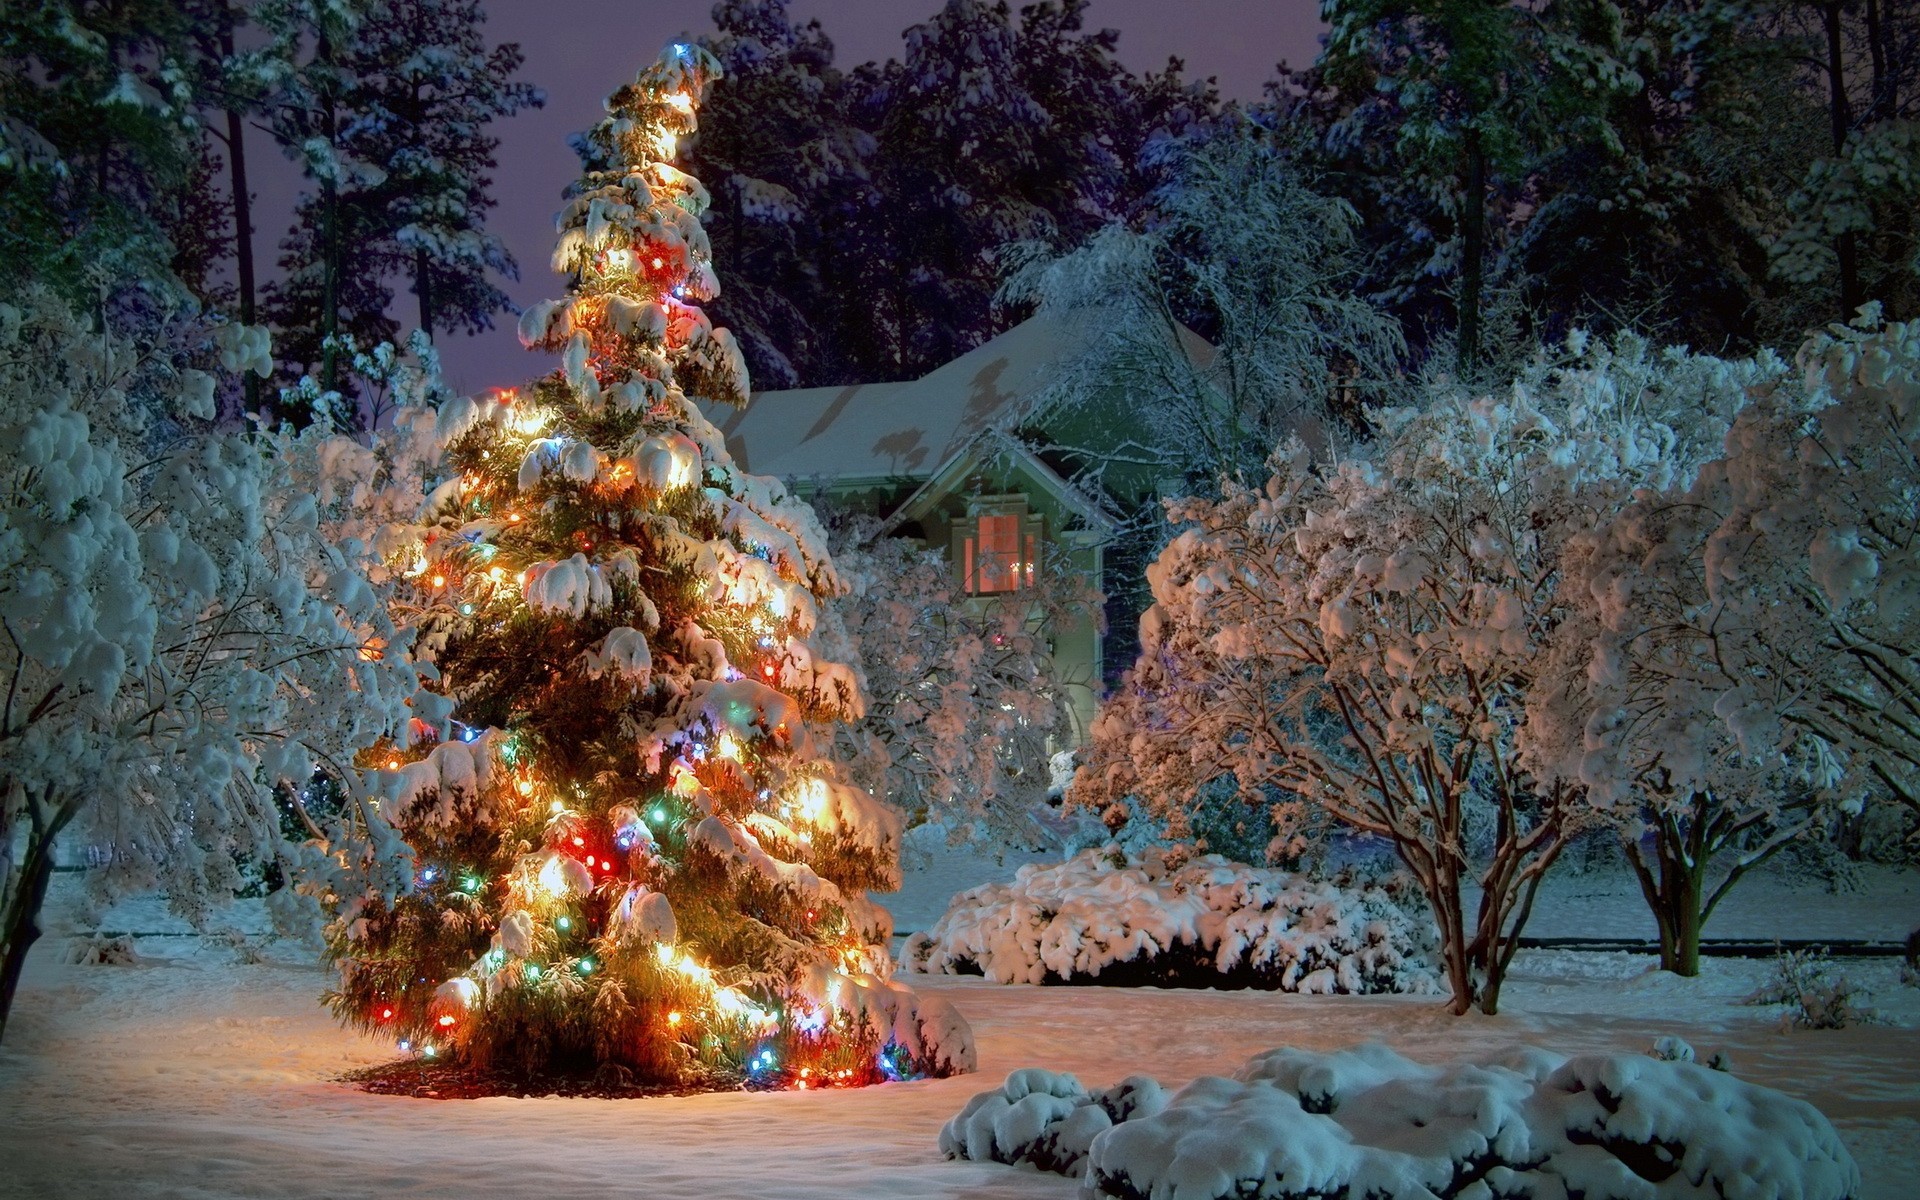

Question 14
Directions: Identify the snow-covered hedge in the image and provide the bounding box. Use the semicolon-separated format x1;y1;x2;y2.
904;849;1437;993
941;1042;1861;1200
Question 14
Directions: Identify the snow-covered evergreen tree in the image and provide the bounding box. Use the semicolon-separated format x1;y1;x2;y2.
250;0;537;411
0;0;204;300
690;0;868;389
337;0;542;341
323;45;974;1086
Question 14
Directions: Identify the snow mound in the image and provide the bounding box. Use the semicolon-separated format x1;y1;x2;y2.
937;1068;1168;1177
942;1043;1862;1200
905;848;1437;994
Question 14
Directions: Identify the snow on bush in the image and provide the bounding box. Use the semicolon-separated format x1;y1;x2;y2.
904;848;1437;993
943;1043;1862;1200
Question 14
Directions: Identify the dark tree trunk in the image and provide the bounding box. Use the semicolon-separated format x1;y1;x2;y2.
1824;1;1862;318
319;29;341;397
415;246;433;339
1864;0;1891;120
1458;130;1487;373
1625;800;1712;977
0;793;73;1045
220;17;260;411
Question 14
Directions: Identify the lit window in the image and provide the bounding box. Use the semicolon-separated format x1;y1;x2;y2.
962;511;1038;595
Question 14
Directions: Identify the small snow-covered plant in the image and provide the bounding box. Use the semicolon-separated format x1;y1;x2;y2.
0;288;417;1041
826;518;1096;844
1750;948;1879;1030
1076;338;1715;1014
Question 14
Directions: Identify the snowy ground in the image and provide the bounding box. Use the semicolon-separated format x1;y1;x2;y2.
3;848;1918;1200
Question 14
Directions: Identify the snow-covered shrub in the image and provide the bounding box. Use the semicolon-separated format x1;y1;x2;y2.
905;848;1437;993
59;935;139;966
944;1043;1862;1200
1749;949;1880;1030
938;1069;1167;1176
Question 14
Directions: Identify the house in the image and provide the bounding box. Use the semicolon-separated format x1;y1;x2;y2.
708;310;1214;742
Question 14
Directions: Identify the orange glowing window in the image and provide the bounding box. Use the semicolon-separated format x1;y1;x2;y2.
960;510;1039;595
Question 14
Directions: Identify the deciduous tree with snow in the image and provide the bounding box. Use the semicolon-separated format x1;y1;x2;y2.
0;289;416;1041
1526;317;1920;977
1074;342;1730;1013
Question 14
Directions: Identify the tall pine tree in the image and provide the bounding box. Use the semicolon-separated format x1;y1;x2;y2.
325;44;975;1087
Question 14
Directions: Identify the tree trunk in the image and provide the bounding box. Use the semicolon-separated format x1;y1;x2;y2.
220;17;259;412
1431;860;1476;1015
319;30;341;398
1457;130;1487;374
1864;0;1890;121
1823;1;1862;318
1623;806;1709;977
0;818;61;1044
415;246;433;339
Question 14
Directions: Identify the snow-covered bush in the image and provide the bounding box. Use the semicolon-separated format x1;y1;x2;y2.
939;1068;1168;1177
0;289;416;1040
905;848;1437;993
1074;335;1726;1013
943;1043;1862;1200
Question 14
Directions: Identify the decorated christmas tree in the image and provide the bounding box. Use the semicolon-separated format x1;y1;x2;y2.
323;44;974;1088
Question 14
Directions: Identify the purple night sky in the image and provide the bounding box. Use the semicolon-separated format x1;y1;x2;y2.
249;0;1326;396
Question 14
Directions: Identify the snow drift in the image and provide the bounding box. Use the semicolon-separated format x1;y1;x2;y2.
942;1041;1861;1200
904;848;1437;993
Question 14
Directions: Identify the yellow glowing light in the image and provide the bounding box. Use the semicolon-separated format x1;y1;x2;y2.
666;92;694;112
488;566;506;582
799;778;829;821
513;409;551;435
516;779;534;797
716;733;741;761
386;759;401;771
670;765;699;798
437;1014;456;1028
654;942;675;966
650;256;665;270
667;1010;682;1025
666;456;693;489
549;799;565;814
537;854;571;897
654;131;677;158
430;574;446;588
508;513;523;523
604;247;633;272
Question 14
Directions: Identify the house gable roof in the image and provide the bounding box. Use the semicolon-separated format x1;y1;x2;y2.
709;310;1210;486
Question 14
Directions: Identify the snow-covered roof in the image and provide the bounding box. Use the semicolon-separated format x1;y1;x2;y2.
709;311;1210;484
